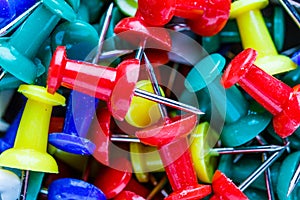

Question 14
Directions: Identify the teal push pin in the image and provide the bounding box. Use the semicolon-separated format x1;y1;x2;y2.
0;0;76;89
184;53;272;147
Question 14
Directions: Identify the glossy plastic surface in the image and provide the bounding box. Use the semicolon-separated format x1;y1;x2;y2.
230;0;296;75
190;122;218;183
48;178;106;200
94;158;132;199
0;85;65;173
221;48;300;138
211;170;249;200
47;46;140;121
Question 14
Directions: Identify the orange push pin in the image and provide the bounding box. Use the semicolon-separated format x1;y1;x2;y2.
230;0;296;75
0;84;65;199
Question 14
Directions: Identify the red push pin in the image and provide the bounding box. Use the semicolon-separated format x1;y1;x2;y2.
136;0;231;36
135;55;211;199
221;48;300;138
47;46;202;121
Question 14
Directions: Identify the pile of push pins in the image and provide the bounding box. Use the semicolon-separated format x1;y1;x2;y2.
0;0;299;199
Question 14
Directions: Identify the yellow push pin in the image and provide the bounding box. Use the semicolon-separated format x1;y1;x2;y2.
130;142;164;182
125;80;164;128
0;84;65;199
230;0;297;75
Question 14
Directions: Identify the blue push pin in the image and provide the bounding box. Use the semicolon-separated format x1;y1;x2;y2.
48;3;115;156
0;0;36;30
48;90;97;155
0;0;76;90
48;178;107;200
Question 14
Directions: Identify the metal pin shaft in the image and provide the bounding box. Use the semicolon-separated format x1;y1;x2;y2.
111;134;141;143
238;148;286;191
0;68;6;81
92;2;114;64
213;145;285;154
134;89;204;115
143;53;168;119
20;170;30;200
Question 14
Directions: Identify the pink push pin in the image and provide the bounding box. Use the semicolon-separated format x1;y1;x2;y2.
221;48;300;138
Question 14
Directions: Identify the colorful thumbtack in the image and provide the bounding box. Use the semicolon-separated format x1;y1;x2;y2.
130;142;164;182
125;80;164;128
210;170;249;199
137;0;231;36
0;1;40;37
47;46;203;120
202;6;285;53
48;90;96;155
93;157;132;199
0;168;21;200
185;53;271;146
221;48;300;138
230;0;297;75
48;178;106;200
0;0;76;89
0;84;65;199
190;122;284;183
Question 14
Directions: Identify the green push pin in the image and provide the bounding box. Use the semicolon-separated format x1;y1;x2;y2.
0;0;76;90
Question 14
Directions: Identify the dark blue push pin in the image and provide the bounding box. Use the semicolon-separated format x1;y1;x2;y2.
48;90;96;155
0;0;36;29
0;104;24;153
48;178;107;200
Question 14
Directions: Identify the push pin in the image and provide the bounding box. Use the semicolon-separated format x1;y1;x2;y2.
0;84;65;200
114;190;145;200
190;122;285;183
202;6;285;53
184;53;271;147
137;0;231;36
0;0;37;35
93;157;162;199
47;46;203;121
47;178;106;200
221;48;300;138
213;146;286;199
0;0;76;88
230;0;297;75
287;162;300;196
0;168;21;200
48;3;114;156
135;54;211;200
48;90;96;155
